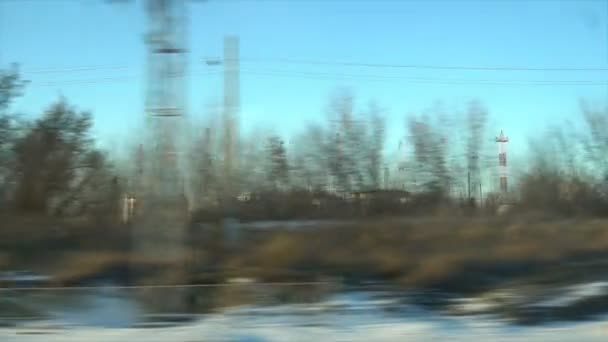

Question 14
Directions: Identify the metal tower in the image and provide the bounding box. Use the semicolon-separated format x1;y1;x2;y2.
131;0;190;282
103;0;196;291
495;130;509;194
144;0;188;201
222;36;240;199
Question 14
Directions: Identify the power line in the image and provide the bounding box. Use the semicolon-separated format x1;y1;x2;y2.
29;71;221;87
238;57;608;72
238;67;608;85
238;69;608;87
27;74;607;88
34;75;137;86
20;68;607;88
24;64;131;74
16;53;608;76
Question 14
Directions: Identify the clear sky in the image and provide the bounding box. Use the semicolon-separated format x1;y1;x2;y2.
1;0;607;165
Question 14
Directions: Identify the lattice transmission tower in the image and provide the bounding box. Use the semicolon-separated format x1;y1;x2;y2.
143;0;188;202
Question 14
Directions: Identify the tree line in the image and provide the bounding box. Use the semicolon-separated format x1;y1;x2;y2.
2;65;608;220
0;65;119;219
183;89;496;217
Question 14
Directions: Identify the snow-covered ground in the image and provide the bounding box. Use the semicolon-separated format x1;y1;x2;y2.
2;310;608;341
445;280;608;321
3;289;608;341
533;282;608;308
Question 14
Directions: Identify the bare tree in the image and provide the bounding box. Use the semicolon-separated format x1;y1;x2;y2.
407;113;449;196
290;123;329;192
326;89;370;193
363;101;385;189
0;64;27;114
465;100;488;202
199;126;217;202
265;135;289;191
580;102;608;180
0;65;27;207
237;127;271;194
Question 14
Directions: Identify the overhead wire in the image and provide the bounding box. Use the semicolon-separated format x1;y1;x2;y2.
22;68;607;88
238;68;608;86
238;57;608;72
24;64;132;74
14;52;608;76
13;59;608;87
29;71;222;87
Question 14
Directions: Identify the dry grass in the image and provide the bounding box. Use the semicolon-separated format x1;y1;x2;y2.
50;251;197;285
51;251;130;284
224;217;608;292
4;213;608;292
0;253;9;269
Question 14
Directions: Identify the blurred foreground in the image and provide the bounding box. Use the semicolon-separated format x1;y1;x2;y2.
2;282;608;341
4;216;608;340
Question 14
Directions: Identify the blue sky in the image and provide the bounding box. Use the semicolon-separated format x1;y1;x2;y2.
1;0;607;164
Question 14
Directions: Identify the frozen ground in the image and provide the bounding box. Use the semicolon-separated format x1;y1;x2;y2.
2;288;608;341
2;310;608;341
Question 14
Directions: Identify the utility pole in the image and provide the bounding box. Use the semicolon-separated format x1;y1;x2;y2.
204;37;241;205
222;35;240;203
204;36;241;248
467;171;471;202
495;130;509;196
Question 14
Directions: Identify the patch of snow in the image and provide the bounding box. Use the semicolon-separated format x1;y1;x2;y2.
449;290;522;315
3;313;608;341
450;298;497;314
47;292;140;328
535;282;608;308
5;287;608;341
